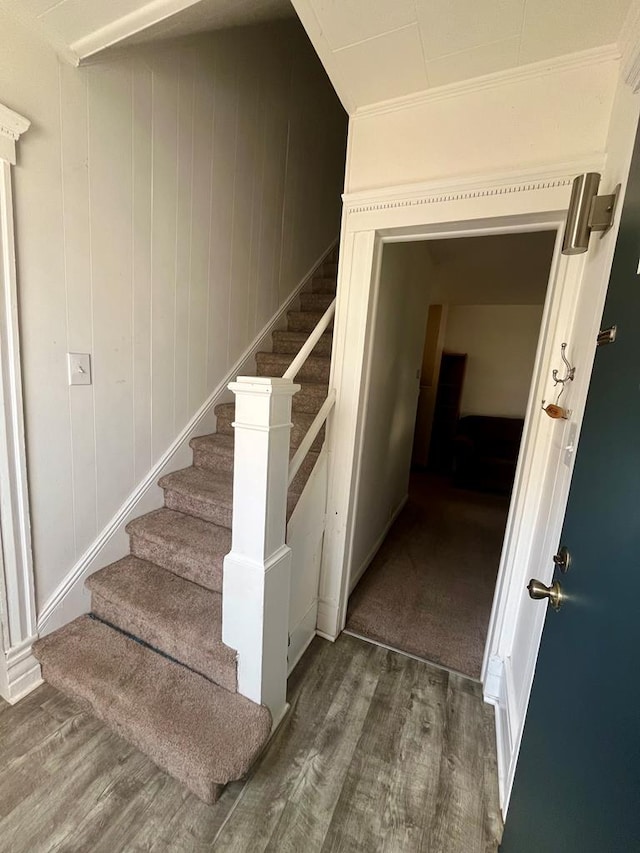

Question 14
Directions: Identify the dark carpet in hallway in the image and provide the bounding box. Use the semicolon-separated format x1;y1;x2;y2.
346;472;510;678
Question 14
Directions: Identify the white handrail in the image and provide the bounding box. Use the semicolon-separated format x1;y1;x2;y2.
282;298;336;381
288;389;336;486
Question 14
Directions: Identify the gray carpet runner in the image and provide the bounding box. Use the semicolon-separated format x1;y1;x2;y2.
33;249;337;803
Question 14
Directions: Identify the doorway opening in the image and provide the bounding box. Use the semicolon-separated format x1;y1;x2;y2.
344;230;557;679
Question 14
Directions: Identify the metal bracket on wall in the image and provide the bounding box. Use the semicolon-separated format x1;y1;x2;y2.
597;325;617;346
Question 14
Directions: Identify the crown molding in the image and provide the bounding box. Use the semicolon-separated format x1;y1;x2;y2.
354;44;621;120
620;0;640;92
0;104;30;143
343;156;605;215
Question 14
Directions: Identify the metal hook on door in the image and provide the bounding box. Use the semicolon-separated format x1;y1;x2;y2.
542;343;575;420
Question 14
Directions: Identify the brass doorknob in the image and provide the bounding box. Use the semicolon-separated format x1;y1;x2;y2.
527;578;565;611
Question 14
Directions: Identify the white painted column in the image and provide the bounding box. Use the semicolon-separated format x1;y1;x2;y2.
222;376;299;725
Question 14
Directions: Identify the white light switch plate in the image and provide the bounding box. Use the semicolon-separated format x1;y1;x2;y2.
68;352;92;386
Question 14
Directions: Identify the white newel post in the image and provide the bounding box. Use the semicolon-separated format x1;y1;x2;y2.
222;376;299;724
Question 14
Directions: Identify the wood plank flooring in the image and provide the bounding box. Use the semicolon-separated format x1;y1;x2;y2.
0;634;502;852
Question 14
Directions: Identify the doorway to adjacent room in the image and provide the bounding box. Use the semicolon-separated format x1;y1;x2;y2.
344;231;556;679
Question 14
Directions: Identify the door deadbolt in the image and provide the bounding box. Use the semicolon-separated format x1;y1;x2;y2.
528;578;565;611
553;545;571;574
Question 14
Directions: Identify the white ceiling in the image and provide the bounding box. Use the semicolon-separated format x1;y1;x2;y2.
0;0;633;103
291;0;633;111
105;0;295;49
0;0;294;61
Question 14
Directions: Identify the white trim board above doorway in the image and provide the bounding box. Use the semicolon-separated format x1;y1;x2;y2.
318;139;638;813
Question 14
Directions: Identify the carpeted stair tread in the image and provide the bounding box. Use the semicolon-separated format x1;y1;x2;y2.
214;405;325;452
127;508;229;592
287;310;332;333
272;330;333;357
159;467;234;527
191;432;320;493
299;292;335;312
190;433;236;473
86;556;237;691
293;382;331;414
256;351;330;384
33;616;271;803
312;275;337;294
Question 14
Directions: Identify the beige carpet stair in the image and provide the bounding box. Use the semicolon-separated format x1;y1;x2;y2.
32;246;338;803
33;616;271;804
287;309;332;333
86;556;237;691
272;330;333;357
127;508;230;593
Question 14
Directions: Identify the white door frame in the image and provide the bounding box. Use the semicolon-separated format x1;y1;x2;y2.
317;154;633;811
0;102;40;704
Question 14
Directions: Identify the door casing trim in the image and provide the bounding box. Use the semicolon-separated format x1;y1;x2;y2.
317;155;618;811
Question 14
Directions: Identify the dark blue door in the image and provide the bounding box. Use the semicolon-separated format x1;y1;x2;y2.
500;130;640;852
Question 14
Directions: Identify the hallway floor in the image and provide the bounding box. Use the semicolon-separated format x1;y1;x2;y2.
346;472;510;679
0;634;502;852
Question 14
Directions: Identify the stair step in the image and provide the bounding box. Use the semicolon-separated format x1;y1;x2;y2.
272;330;333;358
214;405;325;453
33;616;271;804
159;467;234;527
287;310;332;333
191;432;320;493
294;383;330;414
86;556;237;692
256;351;330;384
127;508;229;593
320;260;338;276
311;276;337;294
300;292;335;312
190;433;235;474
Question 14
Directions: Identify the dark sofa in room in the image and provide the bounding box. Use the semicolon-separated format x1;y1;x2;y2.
452;415;524;495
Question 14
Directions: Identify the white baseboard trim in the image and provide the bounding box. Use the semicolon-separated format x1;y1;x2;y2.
315;628;337;642
37;238;337;636
1;636;42;704
348;494;408;594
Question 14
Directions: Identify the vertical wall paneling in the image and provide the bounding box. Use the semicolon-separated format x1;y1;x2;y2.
0;14;347;614
187;49;215;415
208;39;238;381
59;63;98;554
88;64;135;529
150;57;179;460
172;50;196;434
132;59;153;482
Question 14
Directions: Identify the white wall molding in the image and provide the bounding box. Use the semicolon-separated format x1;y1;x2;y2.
0;117;38;703
1;635;41;704
37;239;336;636
72;0;208;61
620;0;640;92
343;157;605;217
0;104;31;143
0;105;30;165
354;44;621;120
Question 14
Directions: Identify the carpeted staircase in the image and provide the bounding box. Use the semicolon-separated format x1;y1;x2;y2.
33;250;337;804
